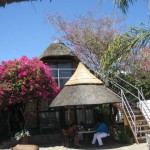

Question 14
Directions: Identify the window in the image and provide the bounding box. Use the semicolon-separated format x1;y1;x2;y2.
48;61;74;89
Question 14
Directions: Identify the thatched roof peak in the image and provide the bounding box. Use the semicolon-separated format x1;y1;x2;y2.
53;40;63;44
65;62;103;86
38;41;75;60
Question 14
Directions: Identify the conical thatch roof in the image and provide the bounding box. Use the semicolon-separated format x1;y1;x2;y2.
50;62;121;107
65;62;103;85
50;85;121;107
39;40;75;60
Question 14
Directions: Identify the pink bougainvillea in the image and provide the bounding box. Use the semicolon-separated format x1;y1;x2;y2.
0;56;59;109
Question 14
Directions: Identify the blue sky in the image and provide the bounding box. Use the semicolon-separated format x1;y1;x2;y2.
0;0;149;62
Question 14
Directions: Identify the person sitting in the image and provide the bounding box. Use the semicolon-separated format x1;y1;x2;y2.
92;119;110;146
66;122;80;147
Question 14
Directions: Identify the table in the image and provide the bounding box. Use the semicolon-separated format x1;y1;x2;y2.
78;130;95;134
78;130;95;144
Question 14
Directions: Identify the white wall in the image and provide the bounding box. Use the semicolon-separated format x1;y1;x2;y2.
140;100;150;126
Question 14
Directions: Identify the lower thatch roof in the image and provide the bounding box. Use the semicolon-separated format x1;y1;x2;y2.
0;0;37;7
50;84;121;107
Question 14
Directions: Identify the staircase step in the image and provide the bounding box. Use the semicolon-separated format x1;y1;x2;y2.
131;124;149;128
131;119;146;122
136;124;149;128
131;106;140;109
137;136;146;140
128;114;144;118
130;120;147;126
130;110;142;115
137;136;146;143
138;129;150;133
135;115;144;118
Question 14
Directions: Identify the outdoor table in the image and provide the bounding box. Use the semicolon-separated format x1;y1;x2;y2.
78;130;95;144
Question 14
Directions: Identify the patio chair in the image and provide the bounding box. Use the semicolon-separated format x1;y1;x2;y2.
61;129;73;147
146;134;150;150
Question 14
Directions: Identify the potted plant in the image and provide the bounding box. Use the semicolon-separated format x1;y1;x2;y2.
15;129;30;144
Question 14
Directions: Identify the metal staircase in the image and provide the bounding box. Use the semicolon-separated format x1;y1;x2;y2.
94;71;150;143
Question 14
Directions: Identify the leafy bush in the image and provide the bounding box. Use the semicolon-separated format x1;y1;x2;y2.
111;126;130;144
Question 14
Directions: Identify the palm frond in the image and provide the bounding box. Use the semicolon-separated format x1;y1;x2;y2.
100;27;150;74
113;0;137;14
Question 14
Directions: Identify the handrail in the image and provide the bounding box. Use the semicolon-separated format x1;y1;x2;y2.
121;90;137;134
94;70;139;100
94;70;150;125
108;78;138;99
114;75;150;116
107;77;138;139
93;70;150;141
115;75;139;91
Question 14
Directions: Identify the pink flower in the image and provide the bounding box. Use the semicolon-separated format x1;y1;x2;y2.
0;56;59;108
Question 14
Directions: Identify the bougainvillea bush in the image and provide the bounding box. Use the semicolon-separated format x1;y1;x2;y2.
0;56;59;108
0;56;59;135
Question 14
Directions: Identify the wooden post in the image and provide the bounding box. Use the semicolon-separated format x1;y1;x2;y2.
109;104;112;123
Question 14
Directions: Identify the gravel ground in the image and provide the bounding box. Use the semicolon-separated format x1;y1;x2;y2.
39;143;148;150
1;143;148;150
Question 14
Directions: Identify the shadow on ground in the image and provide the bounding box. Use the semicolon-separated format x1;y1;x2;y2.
39;142;133;150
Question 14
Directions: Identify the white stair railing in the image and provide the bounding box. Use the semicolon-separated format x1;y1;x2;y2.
121;90;137;136
93;71;150;138
114;75;150;126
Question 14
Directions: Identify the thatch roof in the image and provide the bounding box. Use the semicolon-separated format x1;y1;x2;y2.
50;62;121;107
39;40;75;60
65;62;103;85
0;0;36;7
50;85;121;107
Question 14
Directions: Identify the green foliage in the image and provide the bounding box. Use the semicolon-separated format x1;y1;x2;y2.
100;33;132;74
15;129;30;141
100;26;150;75
111;126;131;144
93;104;110;124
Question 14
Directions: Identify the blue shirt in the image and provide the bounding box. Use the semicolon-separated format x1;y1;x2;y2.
96;122;109;134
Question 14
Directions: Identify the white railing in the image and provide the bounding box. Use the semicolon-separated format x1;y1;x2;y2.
115;75;150;126
93;70;150;139
121;90;137;135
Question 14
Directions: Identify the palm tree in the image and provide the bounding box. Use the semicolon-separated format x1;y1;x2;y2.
113;0;138;14
101;1;150;73
100;26;150;74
